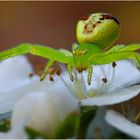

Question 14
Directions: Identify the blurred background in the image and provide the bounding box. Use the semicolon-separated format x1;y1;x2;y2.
0;0;139;118
0;2;140;65
0;2;140;138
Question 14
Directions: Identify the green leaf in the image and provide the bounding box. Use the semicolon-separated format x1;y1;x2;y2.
77;106;97;138
25;126;48;139
54;112;79;139
111;131;133;139
0;118;11;132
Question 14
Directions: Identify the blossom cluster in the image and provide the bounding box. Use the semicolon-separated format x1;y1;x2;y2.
0;56;139;138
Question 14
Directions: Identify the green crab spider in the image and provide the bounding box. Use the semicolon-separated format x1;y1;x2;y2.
0;13;140;85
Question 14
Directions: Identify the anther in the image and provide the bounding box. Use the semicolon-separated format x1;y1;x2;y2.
112;62;117;68
49;76;54;81
56;68;61;76
29;73;33;78
48;67;55;75
102;77;107;83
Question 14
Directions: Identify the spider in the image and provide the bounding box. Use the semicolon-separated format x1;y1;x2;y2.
0;13;140;85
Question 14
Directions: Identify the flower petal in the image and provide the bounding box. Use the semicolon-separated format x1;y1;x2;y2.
0;56;36;93
103;60;140;92
80;85;140;106
105;110;140;138
0;56;43;114
11;89;79;137
0;77;40;114
68;60;140;94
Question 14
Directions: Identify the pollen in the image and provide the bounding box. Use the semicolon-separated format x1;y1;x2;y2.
102;77;107;83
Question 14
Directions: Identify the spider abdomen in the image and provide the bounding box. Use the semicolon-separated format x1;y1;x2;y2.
76;13;120;49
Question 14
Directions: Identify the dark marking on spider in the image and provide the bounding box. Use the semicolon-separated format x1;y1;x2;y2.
84;24;93;33
100;14;120;25
102;77;107;83
93;24;96;28
81;15;89;21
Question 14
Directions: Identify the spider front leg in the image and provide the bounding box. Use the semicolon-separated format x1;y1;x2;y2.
40;59;55;81
0;44;71;62
40;48;73;81
67;64;74;81
87;65;93;85
58;48;75;82
90;44;140;68
0;44;74;80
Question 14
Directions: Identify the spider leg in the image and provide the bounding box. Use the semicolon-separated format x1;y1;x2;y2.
67;64;74;81
40;59;55;81
0;44;75;81
59;49;72;56
90;44;140;68
0;43;72;64
87;65;93;85
59;49;75;81
41;49;74;81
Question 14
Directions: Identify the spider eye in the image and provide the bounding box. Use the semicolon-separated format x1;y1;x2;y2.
76;13;121;49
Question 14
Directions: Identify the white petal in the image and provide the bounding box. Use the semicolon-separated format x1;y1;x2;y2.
80;85;140;106
11;89;79;137
0;77;40;114
0;71;74;114
104;60;140;92
105;110;140;138
0;56;35;93
71;60;140;93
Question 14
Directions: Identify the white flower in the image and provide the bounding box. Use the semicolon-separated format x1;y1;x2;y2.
0;56;140;115
60;60;140;106
0;56;39;113
0;56;79;138
105;109;140;138
0;85;79;138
